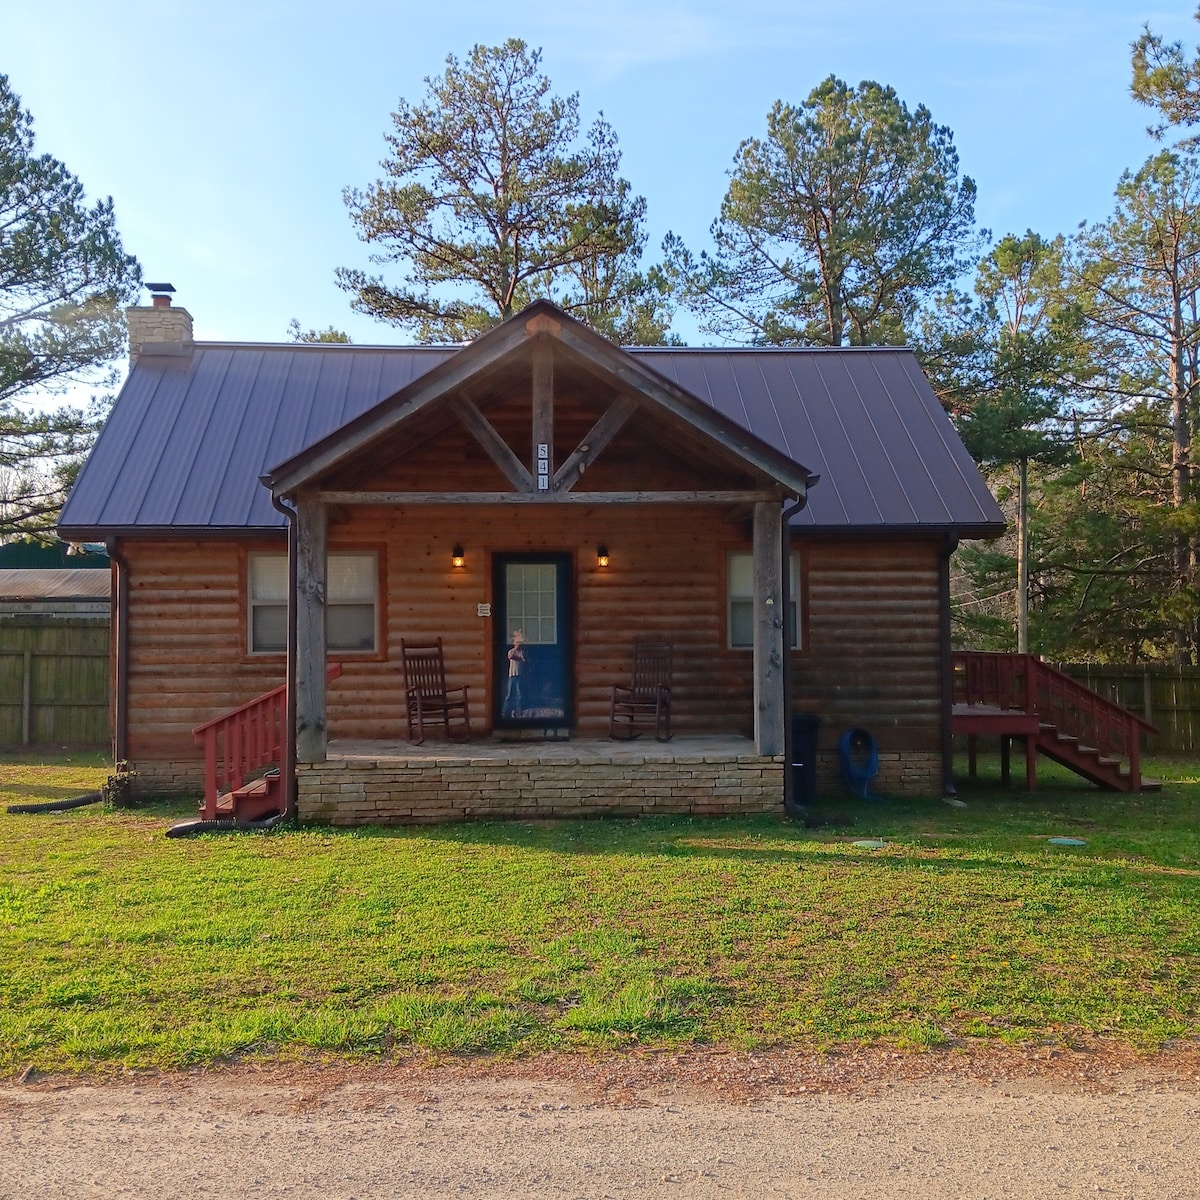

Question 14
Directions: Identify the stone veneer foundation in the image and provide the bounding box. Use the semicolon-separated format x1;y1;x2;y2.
298;737;785;825
131;758;206;796
815;750;943;797
128;744;942;814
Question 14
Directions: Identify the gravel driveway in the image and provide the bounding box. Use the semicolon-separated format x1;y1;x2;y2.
4;1047;1199;1198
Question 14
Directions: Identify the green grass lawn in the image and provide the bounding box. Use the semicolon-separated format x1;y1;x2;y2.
2;749;1199;1072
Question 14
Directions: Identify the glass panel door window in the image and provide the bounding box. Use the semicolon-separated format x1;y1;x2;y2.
249;552;377;653
504;562;558;645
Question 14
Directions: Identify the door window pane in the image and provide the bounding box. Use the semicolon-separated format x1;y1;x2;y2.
504;561;558;645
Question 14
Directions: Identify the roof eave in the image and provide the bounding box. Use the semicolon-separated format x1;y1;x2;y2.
57;523;287;542
790;520;1006;540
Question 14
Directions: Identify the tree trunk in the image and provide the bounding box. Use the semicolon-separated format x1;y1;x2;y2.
1017;456;1029;654
1170;296;1192;664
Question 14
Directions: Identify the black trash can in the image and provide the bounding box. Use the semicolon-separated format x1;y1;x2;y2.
790;713;821;807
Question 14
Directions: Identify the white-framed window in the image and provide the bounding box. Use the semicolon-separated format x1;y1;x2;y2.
728;552;800;649
249;552;378;654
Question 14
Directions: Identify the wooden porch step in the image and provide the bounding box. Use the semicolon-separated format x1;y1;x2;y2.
204;774;283;823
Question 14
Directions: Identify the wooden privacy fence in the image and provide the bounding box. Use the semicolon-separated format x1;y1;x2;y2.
1053;663;1200;754
0;617;110;748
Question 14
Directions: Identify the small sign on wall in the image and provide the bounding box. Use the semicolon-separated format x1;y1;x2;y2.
477;603;491;617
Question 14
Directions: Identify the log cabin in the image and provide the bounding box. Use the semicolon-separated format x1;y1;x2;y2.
58;294;1005;824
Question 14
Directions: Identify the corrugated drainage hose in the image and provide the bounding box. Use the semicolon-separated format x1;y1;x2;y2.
6;791;103;815
839;728;881;800
165;812;288;838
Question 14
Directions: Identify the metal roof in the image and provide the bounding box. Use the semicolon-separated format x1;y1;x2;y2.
0;568;112;601
59;337;1003;539
646;348;1002;534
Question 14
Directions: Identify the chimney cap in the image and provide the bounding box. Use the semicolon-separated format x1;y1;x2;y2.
145;282;176;296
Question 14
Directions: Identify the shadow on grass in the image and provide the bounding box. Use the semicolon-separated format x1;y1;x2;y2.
1;783;103;801
126;751;1198;872
269;801;1200;874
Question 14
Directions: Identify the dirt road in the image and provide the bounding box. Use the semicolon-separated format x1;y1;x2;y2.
4;1048;1200;1198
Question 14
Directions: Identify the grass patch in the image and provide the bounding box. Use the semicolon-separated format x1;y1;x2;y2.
3;751;1200;1071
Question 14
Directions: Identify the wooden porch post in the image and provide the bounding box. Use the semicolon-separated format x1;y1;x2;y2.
295;496;328;763
532;340;553;493
753;500;786;756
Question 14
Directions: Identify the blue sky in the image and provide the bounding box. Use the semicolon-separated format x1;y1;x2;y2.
7;1;1197;351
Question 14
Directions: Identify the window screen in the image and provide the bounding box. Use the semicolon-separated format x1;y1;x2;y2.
249;552;377;653
727;552;799;649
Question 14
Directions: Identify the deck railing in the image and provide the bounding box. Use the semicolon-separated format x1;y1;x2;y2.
952;651;1155;786
192;664;342;816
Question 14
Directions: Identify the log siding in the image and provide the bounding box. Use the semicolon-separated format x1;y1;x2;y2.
794;539;943;754
119;527;944;796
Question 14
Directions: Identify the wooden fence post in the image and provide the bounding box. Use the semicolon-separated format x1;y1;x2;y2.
21;650;32;745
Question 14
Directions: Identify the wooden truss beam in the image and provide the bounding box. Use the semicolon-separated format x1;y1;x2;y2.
311;489;783;505
531;341;553;494
553;395;638;491
448;396;533;492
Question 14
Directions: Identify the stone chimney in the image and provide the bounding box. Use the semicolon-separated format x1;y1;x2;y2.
127;282;193;359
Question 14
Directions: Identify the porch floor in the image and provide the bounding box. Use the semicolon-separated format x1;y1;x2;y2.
326;733;762;766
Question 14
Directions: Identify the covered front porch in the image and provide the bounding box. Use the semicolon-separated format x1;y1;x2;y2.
257;302;813;824
299;734;784;824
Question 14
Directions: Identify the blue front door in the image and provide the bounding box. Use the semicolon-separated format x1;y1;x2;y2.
493;554;572;730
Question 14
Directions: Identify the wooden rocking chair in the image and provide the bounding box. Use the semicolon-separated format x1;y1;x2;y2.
401;638;471;744
609;638;673;742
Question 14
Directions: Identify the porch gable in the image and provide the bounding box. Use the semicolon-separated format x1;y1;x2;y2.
261;300;815;504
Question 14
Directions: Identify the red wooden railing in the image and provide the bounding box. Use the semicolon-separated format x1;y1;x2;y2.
192;664;342;817
952;652;1156;787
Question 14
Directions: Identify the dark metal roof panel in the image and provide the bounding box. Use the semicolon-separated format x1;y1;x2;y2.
643;347;1002;534
59;345;458;535
60;341;1002;538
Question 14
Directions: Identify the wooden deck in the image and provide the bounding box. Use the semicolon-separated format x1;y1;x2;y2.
952;702;1041;790
951;652;1159;793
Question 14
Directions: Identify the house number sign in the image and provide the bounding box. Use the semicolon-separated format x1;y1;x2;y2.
537;443;550;491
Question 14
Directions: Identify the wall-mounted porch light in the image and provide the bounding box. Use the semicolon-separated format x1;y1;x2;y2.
596;544;609;569
452;544;465;569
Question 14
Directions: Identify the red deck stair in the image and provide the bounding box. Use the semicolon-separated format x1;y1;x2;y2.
192;664;342;821
951;652;1159;793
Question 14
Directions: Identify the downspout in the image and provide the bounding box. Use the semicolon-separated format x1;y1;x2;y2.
106;537;130;764
781;490;810;815
939;536;960;798
272;493;299;820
